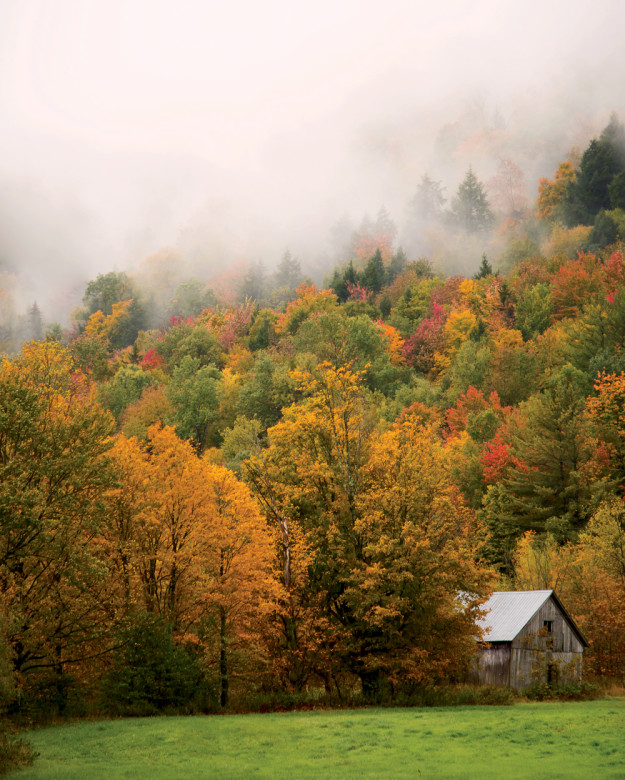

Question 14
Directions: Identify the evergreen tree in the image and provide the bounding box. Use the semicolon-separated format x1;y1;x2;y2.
574;139;621;220
27;302;43;342
374;206;397;244
586;210;619;251
362;249;385;293
330;260;357;303
480;366;602;573
410;174;446;222
273;250;302;290
600;112;625;168
449;168;495;234
568;115;625;223
608;171;625;210
238;261;267;303
473;254;493;279
386;247;407;284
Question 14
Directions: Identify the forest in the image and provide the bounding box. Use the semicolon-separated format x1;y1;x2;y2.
2;114;625;720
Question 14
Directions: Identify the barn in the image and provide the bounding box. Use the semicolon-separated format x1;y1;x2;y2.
470;590;588;690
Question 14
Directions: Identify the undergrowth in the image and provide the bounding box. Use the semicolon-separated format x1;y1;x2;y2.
0;724;38;777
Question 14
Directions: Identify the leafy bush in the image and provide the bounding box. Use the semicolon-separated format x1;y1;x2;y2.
101;615;211;715
386;684;517;708
522;680;602;701
239;684;519;711
0;725;37;776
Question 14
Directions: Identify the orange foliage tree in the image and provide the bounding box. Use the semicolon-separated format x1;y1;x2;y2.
586;371;625;488
103;425;278;706
549;252;605;320
537;160;576;222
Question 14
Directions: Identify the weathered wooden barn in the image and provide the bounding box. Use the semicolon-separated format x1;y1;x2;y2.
470;590;588;690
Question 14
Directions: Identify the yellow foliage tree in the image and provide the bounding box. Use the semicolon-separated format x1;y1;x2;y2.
245;363;491;697
537;160;576;222
0;342;115;703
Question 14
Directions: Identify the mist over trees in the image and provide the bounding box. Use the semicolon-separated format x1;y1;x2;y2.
3;114;625;720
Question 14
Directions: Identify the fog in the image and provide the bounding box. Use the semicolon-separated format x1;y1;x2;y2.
1;0;624;322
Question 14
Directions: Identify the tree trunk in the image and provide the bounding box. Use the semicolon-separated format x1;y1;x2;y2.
219;606;228;708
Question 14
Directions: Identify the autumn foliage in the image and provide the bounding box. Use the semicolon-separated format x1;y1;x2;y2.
8;133;625;717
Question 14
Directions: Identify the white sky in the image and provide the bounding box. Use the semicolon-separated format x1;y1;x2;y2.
0;0;624;314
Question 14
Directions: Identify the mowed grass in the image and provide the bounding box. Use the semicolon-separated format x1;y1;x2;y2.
17;699;625;780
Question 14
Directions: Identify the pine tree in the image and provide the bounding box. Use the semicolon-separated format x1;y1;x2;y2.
238;261;267;303
481;365;602;573
273;250;302;290
386;247;407;284
410;174;446;222
362;249;385;293
568;115;625;223
473;254;493;279
27;302;43;341
449;168;495;234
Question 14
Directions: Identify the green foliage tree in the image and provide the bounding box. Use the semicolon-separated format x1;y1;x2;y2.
248;309;278;351
26;302;43;342
167;280;217;319
386;247;407;285
575;139;622;220
273;250;303;291
98;364;155;423
330;261;357;302
445;340;491;401
82;271;135;317
294;310;406;396
586;210;620;251
608;171;625;209
102;615;207;715
480;366;604;573
157;320;222;370
166;356;222;449
411;173;446;221
236;353;295;431
514;282;553;340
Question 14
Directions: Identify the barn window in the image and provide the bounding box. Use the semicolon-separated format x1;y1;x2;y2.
543;620;553;633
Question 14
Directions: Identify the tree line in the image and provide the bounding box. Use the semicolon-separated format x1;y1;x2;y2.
3;116;625;717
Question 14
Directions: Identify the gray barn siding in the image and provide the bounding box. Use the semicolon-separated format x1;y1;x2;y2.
510;599;585;688
473;591;586;689
470;644;510;686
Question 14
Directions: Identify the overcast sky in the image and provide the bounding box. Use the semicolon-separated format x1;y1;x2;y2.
1;0;624;316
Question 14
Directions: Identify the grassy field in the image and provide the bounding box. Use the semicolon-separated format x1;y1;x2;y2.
15;699;625;779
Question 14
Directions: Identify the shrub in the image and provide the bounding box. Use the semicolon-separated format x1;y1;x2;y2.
101;615;212;716
0;725;37;776
522;680;602;701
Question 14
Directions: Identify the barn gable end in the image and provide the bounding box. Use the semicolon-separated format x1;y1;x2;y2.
471;590;587;690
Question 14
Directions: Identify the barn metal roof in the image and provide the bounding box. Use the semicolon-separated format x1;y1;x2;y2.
477;590;554;642
475;589;589;646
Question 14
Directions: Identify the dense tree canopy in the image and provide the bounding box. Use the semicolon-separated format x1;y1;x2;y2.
6;114;625;719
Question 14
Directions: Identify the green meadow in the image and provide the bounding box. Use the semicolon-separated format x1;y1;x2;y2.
16;699;625;779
